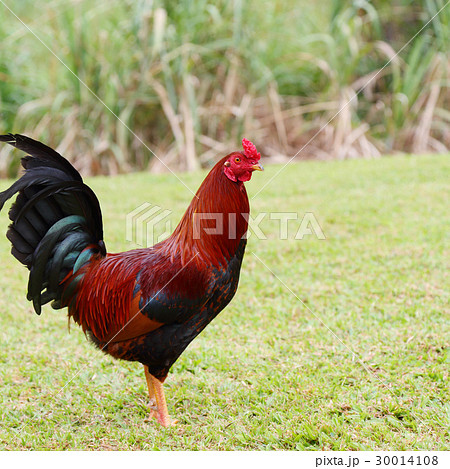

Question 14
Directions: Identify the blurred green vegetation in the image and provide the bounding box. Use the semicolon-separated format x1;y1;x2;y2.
0;0;448;176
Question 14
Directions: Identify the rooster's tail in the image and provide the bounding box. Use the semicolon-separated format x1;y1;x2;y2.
0;134;106;314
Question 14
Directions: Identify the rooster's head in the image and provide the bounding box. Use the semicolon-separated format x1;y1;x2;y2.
223;138;264;183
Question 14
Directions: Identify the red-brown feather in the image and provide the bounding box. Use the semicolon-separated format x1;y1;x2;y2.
63;154;250;344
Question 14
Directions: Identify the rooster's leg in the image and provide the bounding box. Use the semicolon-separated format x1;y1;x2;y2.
144;365;175;427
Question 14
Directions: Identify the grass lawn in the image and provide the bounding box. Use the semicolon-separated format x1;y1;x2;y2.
0;154;448;450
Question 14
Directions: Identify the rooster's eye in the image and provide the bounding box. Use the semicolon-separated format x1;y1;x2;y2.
235;157;241;163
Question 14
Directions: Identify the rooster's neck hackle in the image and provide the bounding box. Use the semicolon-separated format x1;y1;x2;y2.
163;157;250;267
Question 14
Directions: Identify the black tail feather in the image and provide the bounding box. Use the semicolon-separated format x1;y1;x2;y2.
0;134;106;315
0;134;82;182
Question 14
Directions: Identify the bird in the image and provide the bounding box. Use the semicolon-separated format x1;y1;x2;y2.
0;134;263;426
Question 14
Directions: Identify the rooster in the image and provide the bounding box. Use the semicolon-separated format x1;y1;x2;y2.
0;134;263;426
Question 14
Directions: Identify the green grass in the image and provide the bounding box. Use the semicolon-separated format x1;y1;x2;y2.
0;154;449;450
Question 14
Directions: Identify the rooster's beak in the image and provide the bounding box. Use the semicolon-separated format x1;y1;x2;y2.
252;162;264;171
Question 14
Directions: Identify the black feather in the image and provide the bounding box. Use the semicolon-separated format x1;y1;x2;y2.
27;216;87;305
0;134;106;315
48;242;82;295
0;134;82;182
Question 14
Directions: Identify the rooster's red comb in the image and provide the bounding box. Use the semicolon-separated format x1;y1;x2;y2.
242;138;261;160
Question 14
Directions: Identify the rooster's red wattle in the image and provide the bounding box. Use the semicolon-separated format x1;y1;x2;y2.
0;134;263;426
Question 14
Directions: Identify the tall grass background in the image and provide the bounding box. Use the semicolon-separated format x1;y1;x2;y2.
0;0;448;176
